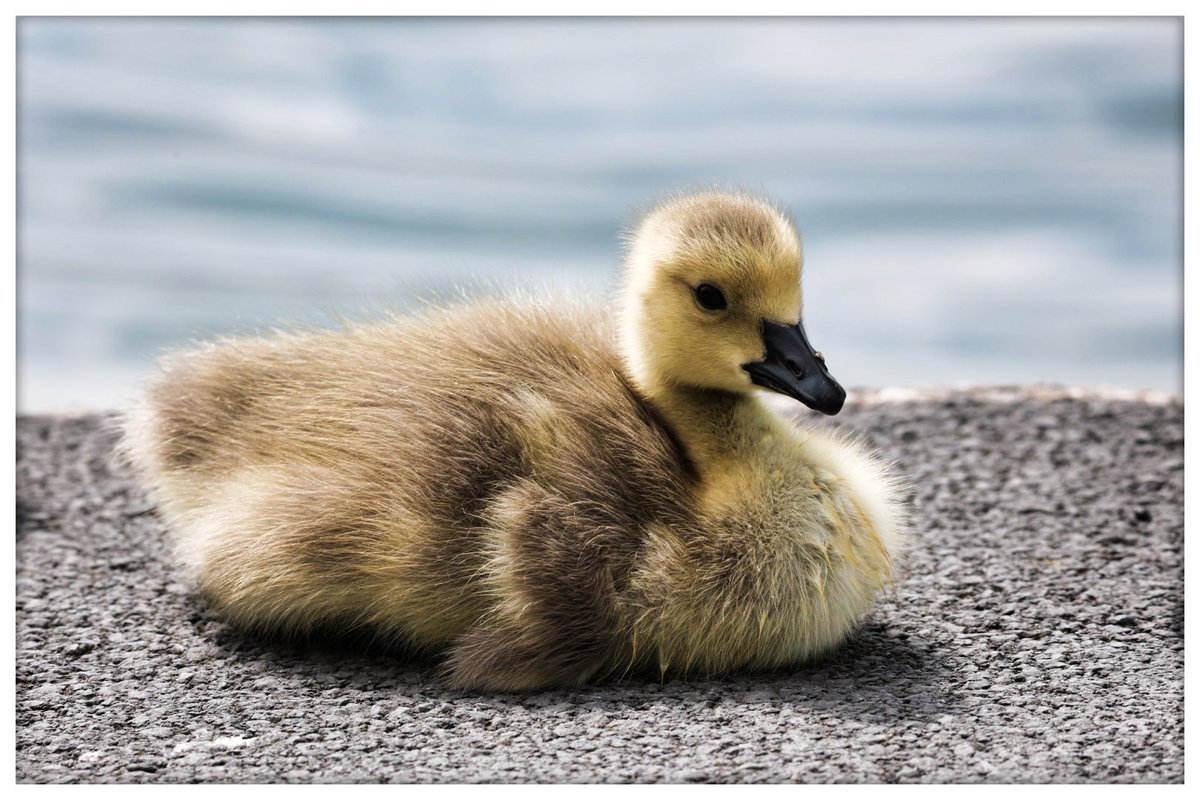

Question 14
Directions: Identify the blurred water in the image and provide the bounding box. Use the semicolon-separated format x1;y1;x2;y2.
17;17;1182;411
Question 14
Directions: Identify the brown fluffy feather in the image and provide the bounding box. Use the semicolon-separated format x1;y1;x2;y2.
120;191;908;690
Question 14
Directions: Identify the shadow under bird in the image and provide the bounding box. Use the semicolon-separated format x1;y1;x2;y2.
120;190;908;691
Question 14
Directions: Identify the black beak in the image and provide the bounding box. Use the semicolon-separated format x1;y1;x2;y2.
742;320;846;415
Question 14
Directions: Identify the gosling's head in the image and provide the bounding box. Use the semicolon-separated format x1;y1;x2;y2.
619;190;845;415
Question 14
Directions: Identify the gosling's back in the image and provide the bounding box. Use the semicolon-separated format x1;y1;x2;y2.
121;298;693;658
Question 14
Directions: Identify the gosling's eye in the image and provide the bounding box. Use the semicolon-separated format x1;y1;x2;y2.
694;283;727;311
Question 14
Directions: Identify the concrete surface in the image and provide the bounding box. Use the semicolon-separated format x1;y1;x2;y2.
15;388;1183;783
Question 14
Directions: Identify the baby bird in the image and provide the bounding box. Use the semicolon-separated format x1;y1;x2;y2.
120;190;907;691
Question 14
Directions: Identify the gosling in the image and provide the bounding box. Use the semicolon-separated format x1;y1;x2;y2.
120;190;908;691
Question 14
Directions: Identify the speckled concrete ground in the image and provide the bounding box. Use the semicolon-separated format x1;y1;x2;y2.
15;388;1183;783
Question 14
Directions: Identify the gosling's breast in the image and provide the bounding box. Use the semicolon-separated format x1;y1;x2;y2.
622;435;900;675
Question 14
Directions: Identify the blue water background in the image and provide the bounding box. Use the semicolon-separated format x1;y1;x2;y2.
17;18;1182;411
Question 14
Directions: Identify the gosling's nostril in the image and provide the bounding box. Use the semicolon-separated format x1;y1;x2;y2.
785;358;805;380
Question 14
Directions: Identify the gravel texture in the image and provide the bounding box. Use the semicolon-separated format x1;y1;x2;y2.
15;387;1183;783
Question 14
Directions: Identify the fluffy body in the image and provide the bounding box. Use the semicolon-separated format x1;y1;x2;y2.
121;191;908;690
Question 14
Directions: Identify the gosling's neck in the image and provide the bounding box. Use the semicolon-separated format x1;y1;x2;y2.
621;366;783;479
